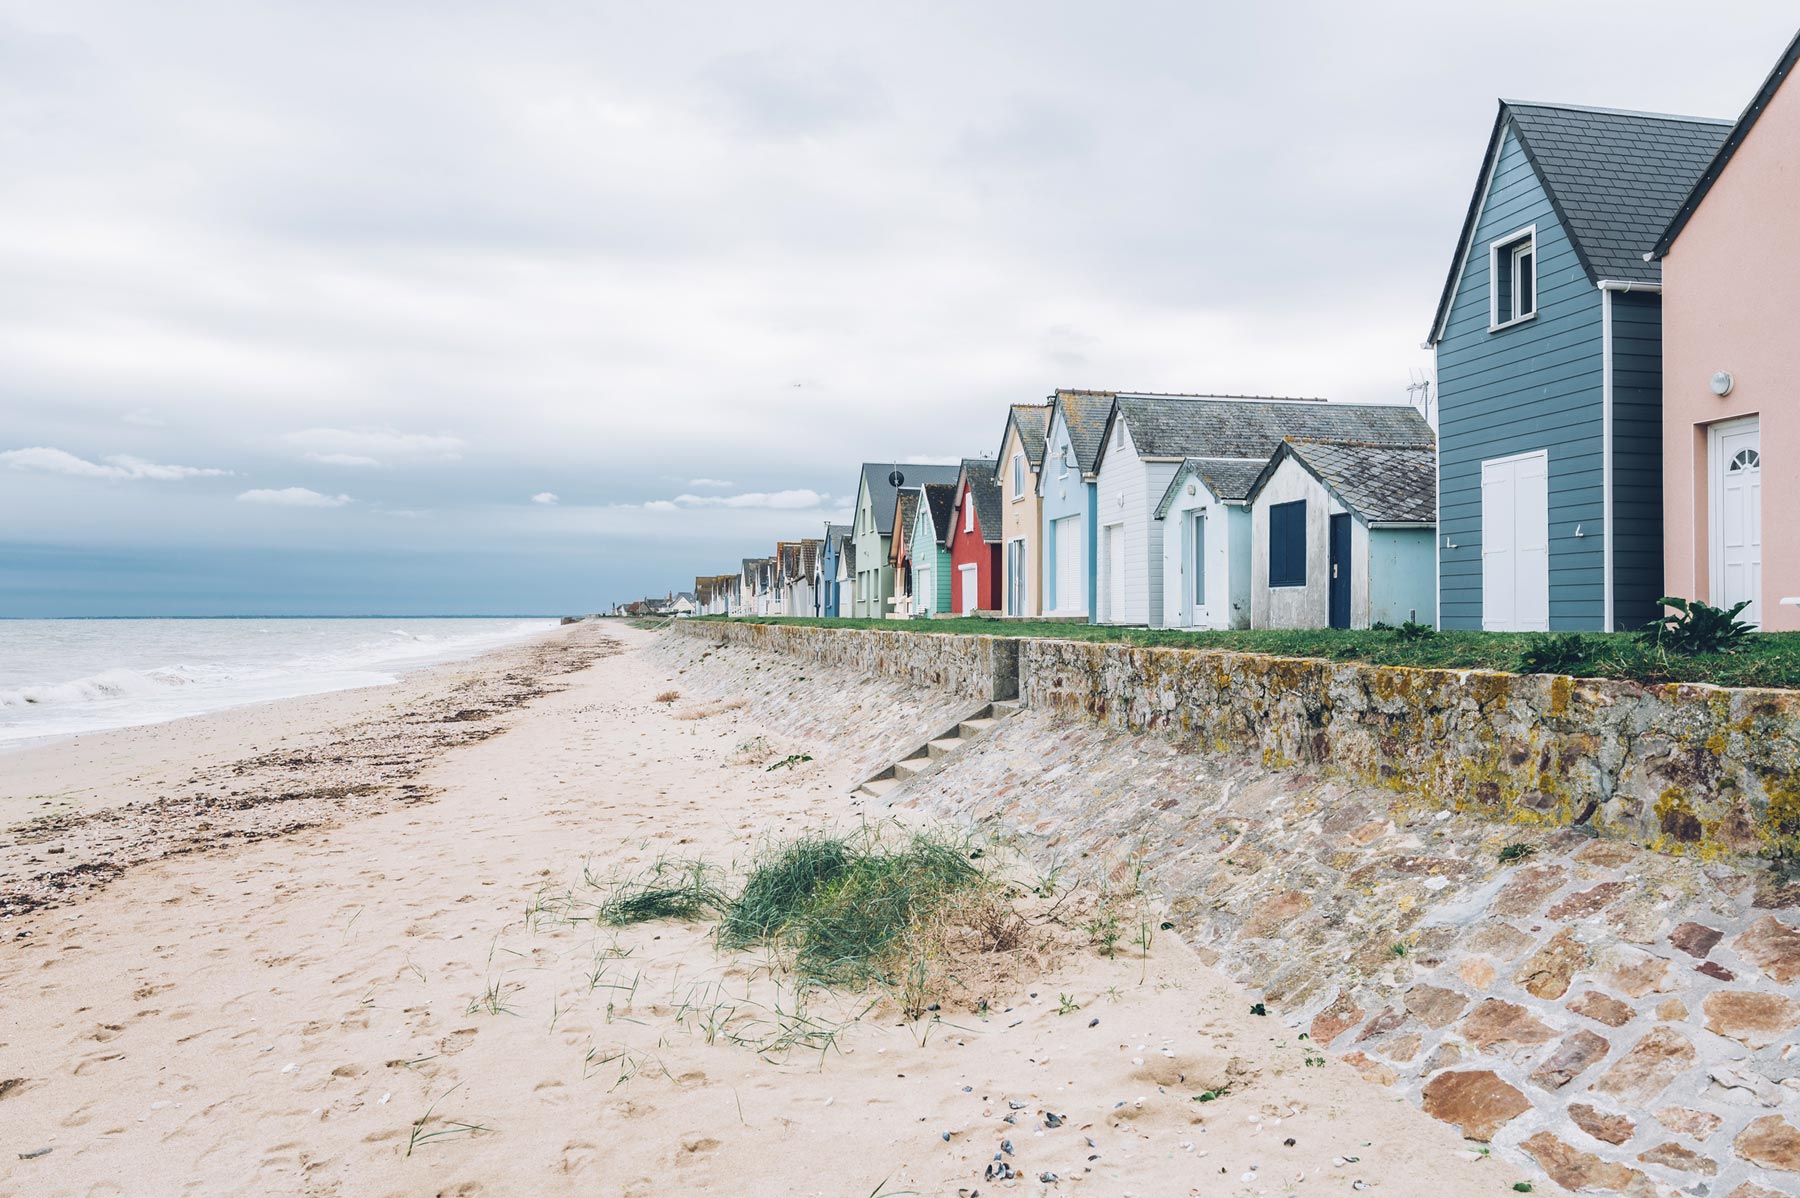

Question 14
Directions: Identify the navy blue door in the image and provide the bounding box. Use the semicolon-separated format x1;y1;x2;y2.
1329;514;1352;629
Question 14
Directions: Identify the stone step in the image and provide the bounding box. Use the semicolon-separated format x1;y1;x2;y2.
956;718;996;739
857;776;901;798
926;738;964;759
892;759;929;780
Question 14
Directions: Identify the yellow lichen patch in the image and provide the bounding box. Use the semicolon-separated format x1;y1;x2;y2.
1760;777;1800;859
1548;674;1574;717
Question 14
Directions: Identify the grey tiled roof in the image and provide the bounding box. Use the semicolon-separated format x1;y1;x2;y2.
1112;396;1434;462
1153;456;1271;517
860;462;962;535
1506;101;1730;283
1428;99;1731;342
1053;390;1115;474
1253;439;1439;525
842;541;856;573
1002;402;1054;470
921;482;955;545
958;458;1003;544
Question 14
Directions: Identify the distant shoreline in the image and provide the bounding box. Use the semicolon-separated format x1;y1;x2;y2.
0;613;564;620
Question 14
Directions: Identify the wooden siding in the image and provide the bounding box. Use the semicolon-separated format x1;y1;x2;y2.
1610;288;1666;630
909;499;952;615
850;475;892;619
999;424;1044;616
1038;411;1095;619
947;483;1002;612
1094;421;1154;624
1436;125;1606;630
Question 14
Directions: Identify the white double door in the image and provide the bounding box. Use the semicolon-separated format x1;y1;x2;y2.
958;564;978;615
1711;417;1762;626
1481;450;1550;632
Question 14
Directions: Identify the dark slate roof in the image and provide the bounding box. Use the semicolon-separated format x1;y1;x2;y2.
892;490;920;561
842;541;856;573
1428;100;1731;343
999;402;1054;470
1507;102;1730;280
1109;396;1433;463
1153;457;1271;518
823;523;851;541
1248;439;1439;525
1654;28;1800;257
859;462;962;535
956;458;1003;544
921;482;956;545
1051;390;1115;475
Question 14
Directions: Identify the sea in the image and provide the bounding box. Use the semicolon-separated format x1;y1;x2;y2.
0;617;560;748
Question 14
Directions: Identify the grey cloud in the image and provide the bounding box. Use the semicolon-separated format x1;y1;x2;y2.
698;48;889;139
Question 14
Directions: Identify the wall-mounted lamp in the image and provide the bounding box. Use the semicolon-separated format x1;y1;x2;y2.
1443;534;1458;550
1710;371;1735;397
1574;524;1584;538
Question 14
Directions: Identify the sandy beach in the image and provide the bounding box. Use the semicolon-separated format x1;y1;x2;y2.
2;622;1529;1198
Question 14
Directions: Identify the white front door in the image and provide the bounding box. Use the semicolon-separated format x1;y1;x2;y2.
917;566;933;615
1052;515;1081;613
1103;523;1126;622
1711;417;1762;627
1185;510;1208;627
1481;451;1550;631
959;564;978;615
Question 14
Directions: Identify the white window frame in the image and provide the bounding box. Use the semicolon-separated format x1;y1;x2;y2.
964;496;974;533
1488;225;1537;331
1011;452;1024;500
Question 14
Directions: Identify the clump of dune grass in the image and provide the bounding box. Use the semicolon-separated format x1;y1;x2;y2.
652;689;680;704
595;858;726;926
719;826;992;1009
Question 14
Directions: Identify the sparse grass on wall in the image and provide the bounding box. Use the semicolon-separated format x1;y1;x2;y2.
694;616;1800;691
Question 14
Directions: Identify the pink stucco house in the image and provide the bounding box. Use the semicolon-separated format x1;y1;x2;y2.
1654;29;1800;630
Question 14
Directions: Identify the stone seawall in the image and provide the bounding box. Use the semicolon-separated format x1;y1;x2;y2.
663;624;1800;1197
675;621;1019;702
1018;639;1800;860
676;623;1800;860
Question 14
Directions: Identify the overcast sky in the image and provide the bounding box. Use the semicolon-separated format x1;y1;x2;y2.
2;2;1793;615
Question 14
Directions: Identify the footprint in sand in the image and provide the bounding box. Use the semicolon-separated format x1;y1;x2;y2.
330;1064;366;1079
439;1027;478;1054
677;1135;721;1159
533;1079;572;1107
71;1052;126;1076
558;1139;599;1173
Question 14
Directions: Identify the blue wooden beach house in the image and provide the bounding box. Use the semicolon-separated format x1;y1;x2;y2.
1037;389;1114;621
1426;100;1729;631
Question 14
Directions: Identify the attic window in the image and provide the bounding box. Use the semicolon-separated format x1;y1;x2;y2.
1011;453;1024;498
964;497;974;533
1489;227;1537;330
